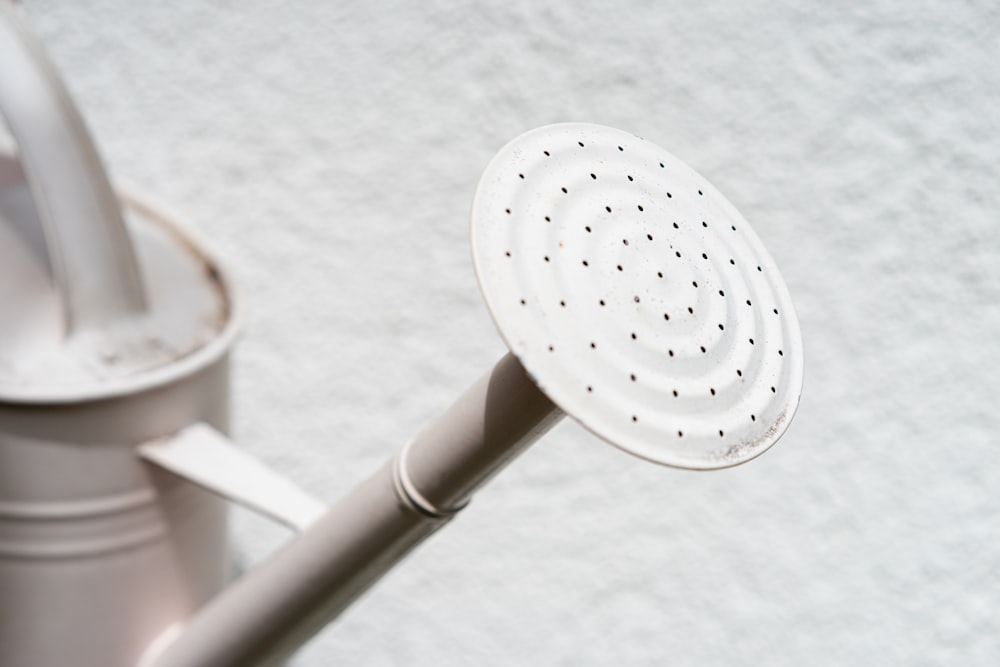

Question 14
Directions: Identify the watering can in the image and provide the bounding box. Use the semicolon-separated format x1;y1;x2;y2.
0;5;803;666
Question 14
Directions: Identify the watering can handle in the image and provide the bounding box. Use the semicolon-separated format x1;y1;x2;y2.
0;3;147;334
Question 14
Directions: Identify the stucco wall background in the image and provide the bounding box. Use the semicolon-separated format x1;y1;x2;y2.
20;1;1000;665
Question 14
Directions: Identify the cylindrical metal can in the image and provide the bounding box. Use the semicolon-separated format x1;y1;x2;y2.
0;190;241;667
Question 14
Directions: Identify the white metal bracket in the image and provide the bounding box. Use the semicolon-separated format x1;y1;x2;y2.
138;423;326;532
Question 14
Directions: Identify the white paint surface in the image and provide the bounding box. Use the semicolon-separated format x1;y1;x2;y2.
21;1;1000;665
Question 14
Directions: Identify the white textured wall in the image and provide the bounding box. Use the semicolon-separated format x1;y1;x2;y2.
23;1;1000;665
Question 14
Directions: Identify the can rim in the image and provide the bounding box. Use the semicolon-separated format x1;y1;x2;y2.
0;185;243;405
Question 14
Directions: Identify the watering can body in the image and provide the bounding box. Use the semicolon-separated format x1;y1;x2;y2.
0;341;234;667
0;167;242;666
0;4;240;664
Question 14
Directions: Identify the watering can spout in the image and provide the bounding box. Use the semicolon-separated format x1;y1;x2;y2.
143;121;805;665
142;352;561;667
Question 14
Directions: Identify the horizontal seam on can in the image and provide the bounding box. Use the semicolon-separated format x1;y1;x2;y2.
0;523;167;560
0;488;157;521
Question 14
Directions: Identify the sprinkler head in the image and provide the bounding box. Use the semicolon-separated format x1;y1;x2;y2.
471;123;803;469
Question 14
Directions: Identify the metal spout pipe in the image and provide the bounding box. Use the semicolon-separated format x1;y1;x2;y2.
147;352;562;667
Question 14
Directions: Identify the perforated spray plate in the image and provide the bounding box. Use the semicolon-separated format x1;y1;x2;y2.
471;124;803;469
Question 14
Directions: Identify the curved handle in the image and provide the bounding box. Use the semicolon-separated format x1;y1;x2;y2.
0;3;146;334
